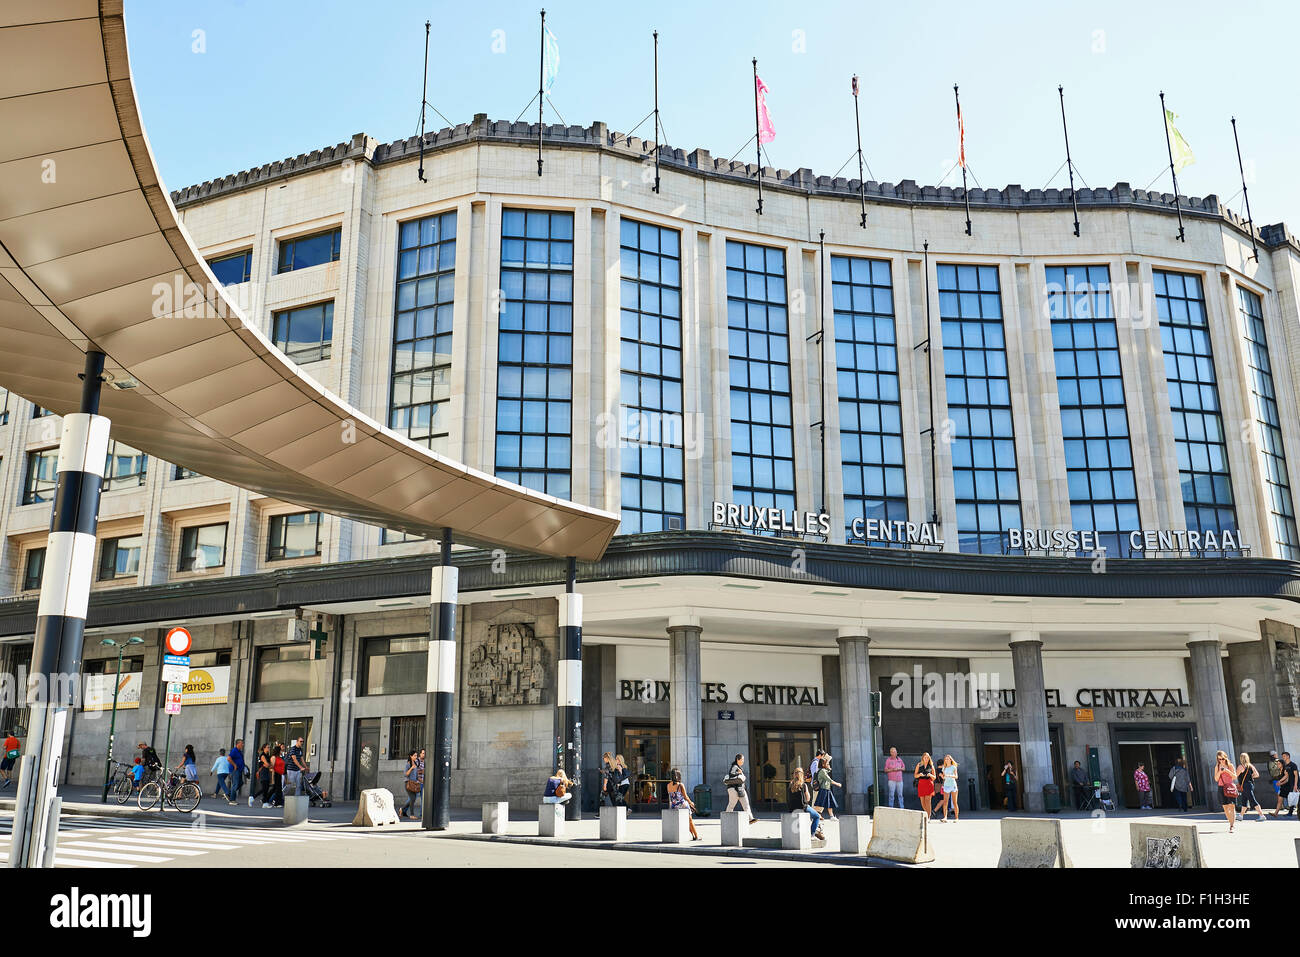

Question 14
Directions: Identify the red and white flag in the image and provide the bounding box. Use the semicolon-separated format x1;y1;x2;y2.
851;75;859;97
756;74;776;144
957;103;967;169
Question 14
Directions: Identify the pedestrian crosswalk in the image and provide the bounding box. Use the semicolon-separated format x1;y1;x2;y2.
0;813;362;868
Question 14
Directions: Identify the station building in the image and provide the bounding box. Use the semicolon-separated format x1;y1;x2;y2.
2;116;1300;812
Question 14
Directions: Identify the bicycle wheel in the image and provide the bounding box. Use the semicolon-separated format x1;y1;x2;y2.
138;781;161;811
114;774;133;805
173;781;201;812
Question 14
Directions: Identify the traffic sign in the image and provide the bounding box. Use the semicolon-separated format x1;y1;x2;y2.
164;626;192;656
161;653;190;684
164;681;183;715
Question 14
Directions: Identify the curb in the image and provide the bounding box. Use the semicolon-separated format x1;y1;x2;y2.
431;830;909;867
0;798;291;828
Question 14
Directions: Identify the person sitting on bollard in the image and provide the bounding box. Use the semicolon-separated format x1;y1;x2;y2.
544;768;573;805
788;767;824;841
667;768;701;841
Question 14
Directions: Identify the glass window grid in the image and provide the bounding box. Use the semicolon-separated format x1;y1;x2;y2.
390;211;456;454
1045;265;1140;556
173;465;201;480
831;255;907;543
102;440;147;491
22;449;58;505
380;528;426;545
726;240;795;520
618;218;685;533
389;716;426;759
178;522;228;572
272;301;333;364
97;535;142;581
267;512;322;561
23;547;44;591
207;249;252;285
938;263;1021;553
1155;269;1239;546
1238;286;1298;558
494;209;574;499
276;228;341;274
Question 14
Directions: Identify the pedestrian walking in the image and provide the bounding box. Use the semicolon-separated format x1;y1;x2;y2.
254;744;273;807
914;752;936;816
228;739;246;801
808;749;826;783
0;730;19;789
787;768;824;841
1268;750;1285;816
1279;751;1298;817
600;751;615;807
813;756;840;819
285;736;307;796
269;745;285;807
176;744;198;783
1214;751;1239;832
400;749;422;819
667;768;702;841
883;746;906;809
1236;752;1265;821
210;748;236;804
1001;761;1019;812
1168;757;1193;812
1133;762;1153;809
612;753;630;805
939;754;959;822
723;753;758;824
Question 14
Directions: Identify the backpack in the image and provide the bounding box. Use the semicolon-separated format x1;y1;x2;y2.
274;756;286;776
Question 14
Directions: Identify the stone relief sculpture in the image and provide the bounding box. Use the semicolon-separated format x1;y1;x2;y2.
466;621;549;706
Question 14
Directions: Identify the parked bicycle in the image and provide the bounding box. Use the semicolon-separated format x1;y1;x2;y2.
106;760;136;805
138;767;201;812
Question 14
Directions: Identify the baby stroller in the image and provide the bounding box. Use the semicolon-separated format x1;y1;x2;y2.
303;771;332;807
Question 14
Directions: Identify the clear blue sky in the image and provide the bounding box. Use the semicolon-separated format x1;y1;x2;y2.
127;0;1300;230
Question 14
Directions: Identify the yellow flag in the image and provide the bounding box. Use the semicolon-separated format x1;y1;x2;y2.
1165;109;1195;172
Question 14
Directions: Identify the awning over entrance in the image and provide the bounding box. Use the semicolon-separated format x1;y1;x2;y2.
0;2;618;561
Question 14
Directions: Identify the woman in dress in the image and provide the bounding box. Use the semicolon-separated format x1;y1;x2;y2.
1214;750;1238;833
666;768;701;841
813;756;841;820
939;754;959;822
914;752;936;817
1236;752;1265;822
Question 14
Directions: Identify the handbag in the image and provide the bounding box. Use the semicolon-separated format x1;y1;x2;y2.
1223;779;1239;798
554;782;567;798
1288;791;1299;808
723;775;743;789
405;780;420;794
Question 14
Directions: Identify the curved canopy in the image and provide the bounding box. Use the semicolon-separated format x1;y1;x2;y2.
0;1;618;561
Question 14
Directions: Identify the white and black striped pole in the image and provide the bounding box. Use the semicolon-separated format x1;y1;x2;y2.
422;528;457;830
557;557;583;820
10;350;110;868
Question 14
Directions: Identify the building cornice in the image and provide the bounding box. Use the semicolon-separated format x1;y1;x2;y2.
168;114;1297;255
1;531;1297;638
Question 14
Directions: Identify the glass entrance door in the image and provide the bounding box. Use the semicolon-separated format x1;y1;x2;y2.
620;724;670;807
751;725;826;810
1116;736;1193;809
254;717;313;758
979;726;1064;810
354;718;380;798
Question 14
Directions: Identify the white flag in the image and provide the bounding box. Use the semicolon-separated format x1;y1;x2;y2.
542;24;559;96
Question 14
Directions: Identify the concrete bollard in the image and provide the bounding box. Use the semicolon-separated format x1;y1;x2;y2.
538;803;566;837
351;788;400;827
866;807;935;863
600;805;627;841
720;810;750;846
997;817;1072;867
781;811;812;850
283;795;310;827
661;807;692;843
839;815;872;854
482;801;509;834
1129;822;1204;868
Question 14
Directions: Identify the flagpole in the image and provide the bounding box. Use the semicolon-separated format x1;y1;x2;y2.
753;57;764;215
1231;117;1258;262
417;20;430;183
853;75;866;228
1058;85;1080;237
915;240;938;526
1159;91;1185;243
653;31;661;193
954;84;971;236
537;9;545;178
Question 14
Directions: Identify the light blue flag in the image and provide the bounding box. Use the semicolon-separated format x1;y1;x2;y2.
542;24;559;95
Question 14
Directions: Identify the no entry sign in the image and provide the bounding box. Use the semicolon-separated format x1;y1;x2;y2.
164;626;192;657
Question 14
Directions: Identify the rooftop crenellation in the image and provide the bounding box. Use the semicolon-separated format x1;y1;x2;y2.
169;115;1292;253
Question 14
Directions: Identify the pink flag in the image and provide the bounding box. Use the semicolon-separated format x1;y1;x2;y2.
755;74;776;143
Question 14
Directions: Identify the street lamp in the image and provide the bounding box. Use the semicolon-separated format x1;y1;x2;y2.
98;636;143;803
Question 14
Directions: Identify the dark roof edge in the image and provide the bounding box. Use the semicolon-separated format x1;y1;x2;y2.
0;531;1296;638
166;116;1297;256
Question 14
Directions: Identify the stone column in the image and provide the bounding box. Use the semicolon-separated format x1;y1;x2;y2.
667;617;702;793
837;629;873;814
1187;633;1234;785
1010;631;1052;812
